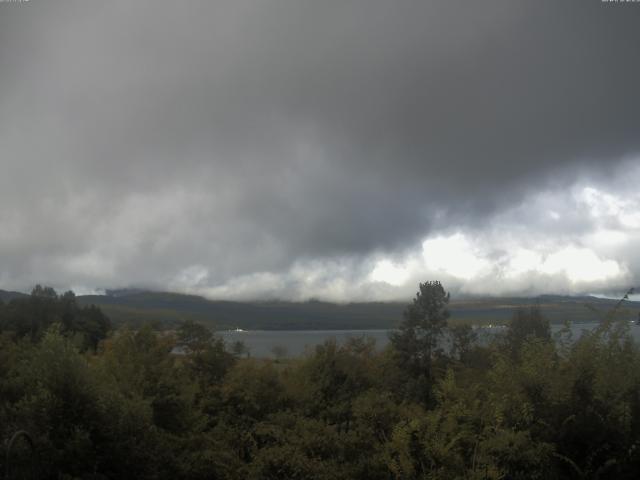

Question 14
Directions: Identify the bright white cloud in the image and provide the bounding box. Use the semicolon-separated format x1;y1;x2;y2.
503;249;543;278
422;234;491;279
578;186;640;229
584;229;628;249
538;247;623;283
370;259;413;286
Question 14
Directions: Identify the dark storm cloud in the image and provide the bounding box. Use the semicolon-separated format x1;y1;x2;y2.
1;0;639;297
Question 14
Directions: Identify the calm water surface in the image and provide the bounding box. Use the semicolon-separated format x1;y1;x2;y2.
219;322;640;358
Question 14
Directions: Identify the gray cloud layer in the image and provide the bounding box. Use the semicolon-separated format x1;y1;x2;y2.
1;1;639;299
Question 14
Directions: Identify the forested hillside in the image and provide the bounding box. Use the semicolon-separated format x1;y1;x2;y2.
77;292;407;330
0;290;27;303
2;283;640;478
0;289;627;330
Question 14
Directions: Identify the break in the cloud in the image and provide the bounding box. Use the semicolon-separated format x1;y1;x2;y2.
0;1;639;300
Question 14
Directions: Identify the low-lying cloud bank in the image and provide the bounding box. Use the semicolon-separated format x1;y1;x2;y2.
3;166;639;302
171;166;640;301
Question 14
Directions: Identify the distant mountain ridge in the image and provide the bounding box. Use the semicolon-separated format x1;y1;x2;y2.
104;288;149;297
0;289;29;302
75;291;640;330
76;292;407;330
2;288;638;330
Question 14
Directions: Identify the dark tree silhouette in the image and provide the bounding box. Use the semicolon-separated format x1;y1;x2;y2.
391;281;450;402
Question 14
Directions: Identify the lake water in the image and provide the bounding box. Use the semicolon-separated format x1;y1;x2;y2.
218;322;640;358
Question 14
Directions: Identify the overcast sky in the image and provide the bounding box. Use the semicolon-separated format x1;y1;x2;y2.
1;0;640;301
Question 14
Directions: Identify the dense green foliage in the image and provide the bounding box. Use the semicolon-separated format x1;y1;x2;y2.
0;286;110;350
2;285;640;479
391;281;450;404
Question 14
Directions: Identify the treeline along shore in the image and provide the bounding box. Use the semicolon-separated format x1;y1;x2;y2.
1;282;640;478
5;287;637;332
